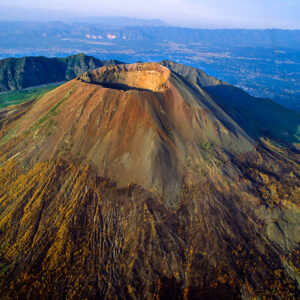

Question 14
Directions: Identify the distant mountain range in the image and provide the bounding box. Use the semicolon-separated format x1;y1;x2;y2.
0;7;168;26
70;16;169;27
0;21;299;48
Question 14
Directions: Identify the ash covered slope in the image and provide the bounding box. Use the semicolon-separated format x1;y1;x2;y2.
0;62;299;299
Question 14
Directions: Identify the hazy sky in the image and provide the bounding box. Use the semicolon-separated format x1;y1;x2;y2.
0;0;299;29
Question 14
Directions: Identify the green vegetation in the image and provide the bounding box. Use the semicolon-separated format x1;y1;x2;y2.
200;142;213;152
0;128;17;146
0;263;8;276
200;142;215;167
0;54;120;93
0;83;63;109
166;188;182;210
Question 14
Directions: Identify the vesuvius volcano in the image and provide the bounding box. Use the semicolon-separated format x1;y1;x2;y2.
0;62;299;299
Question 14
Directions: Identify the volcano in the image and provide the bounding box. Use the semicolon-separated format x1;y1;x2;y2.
0;62;299;299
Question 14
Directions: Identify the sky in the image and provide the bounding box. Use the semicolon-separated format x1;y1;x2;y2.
0;0;299;29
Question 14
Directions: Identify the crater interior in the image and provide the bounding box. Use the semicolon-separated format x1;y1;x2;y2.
79;63;171;92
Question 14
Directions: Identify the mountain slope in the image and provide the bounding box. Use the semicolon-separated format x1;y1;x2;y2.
160;60;228;87
0;54;120;92
0;62;299;299
205;85;300;145
162;61;300;145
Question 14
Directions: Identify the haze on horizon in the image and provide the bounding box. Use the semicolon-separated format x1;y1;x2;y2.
0;0;299;29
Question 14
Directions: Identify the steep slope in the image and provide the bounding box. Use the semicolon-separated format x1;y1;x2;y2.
163;61;300;145
205;85;300;145
0;63;299;299
0;54;121;92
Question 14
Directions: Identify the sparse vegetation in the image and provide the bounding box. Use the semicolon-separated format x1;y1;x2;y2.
0;83;62;109
0;127;17;146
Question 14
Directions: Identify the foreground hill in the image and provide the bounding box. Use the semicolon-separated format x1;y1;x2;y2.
0;54;120;92
0;62;299;299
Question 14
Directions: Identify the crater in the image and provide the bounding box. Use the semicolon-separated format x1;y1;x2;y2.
79;63;171;92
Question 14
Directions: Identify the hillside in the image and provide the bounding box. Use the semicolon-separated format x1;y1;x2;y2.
160;60;228;87
0;62;299;299
162;61;300;145
0;82;63;109
0;54;120;92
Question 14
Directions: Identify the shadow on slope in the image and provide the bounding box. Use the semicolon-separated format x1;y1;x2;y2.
205;85;300;145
